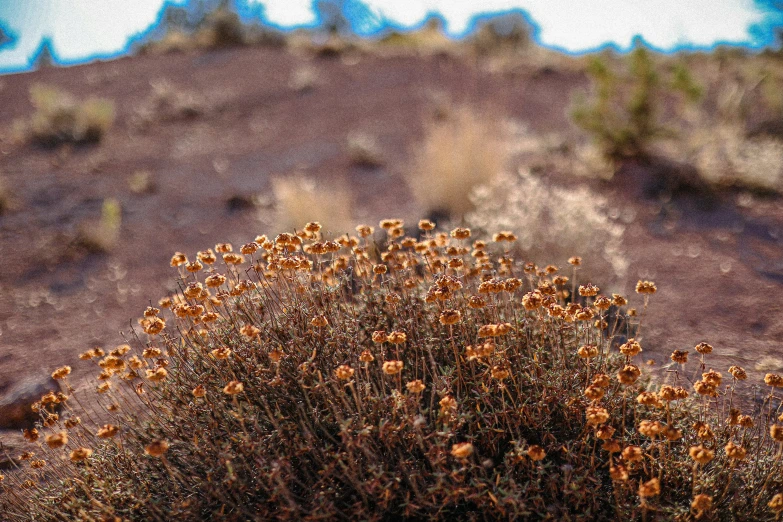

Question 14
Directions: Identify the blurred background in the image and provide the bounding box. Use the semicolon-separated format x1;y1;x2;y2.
1;0;783;435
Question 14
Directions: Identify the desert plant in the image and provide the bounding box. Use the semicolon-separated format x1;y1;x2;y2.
467;168;627;284
345;131;384;168
75;198;122;253
4;220;783;521
133;80;205;129
19;84;114;146
271;175;353;234
572;47;674;160
408;106;508;218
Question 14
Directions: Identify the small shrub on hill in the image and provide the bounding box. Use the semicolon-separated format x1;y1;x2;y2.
18;84;114;146
4;220;783;520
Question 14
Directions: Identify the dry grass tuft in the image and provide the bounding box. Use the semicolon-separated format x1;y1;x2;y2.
468;168;628;283
17;84;114;146
408;106;508;218
133;79;206;128
75;198;122;253
271;175;353;235
345;131;384;168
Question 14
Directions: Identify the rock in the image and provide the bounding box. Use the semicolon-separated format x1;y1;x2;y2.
0;375;60;430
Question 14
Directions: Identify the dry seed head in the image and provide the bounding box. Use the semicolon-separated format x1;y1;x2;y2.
771;494;783;513
617;364;641;385
185;260;203;272
765;373;783;388
197;249;217;264
451;442;473;459
382;360;404;375
638;477;660;498
522;291;544;310
635;280;657;294
69;447;93;462
240;324;260;338
51;365;71;380
45;432;68;449
380;219;403;230
439;309;462;325
638;420;663;438
23;428;39;442
406;380;425;393
595;425;615;440
695;342;713;355
211;347;231;360
335;365;355;380
450;227;471;240
621;445;643;462
387;331;407;344
609;464;628;481
527;445;546;461
311;315;329;328
356;224;374;237
702;370;722;387
192;385;206;398
553;275;569;286
771;425;783;442
97;424;119;438
568;256;582;266
585;406;610;426
578;283;599;297
725;441;747;460
215;242;233;253
671;350;688;364
373;264;388;275
418;219;435;231
584;385;604;401
611;293;627;306
689;445;714;465
223;380;244;395
728;365;747;380
691;494;712;515
170;252;187;267
577;344;599;359
594;296;611;310
359;350;374;363
637;392;659;407
146;367;168;382
592;374;611;388
619;339;642;357
491;366;510;381
693;380;717;397
145;440;170;458
371;331;386;344
439;395;457;412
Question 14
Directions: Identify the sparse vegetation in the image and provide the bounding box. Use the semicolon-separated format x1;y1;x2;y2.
3;220;783;520
271;175;353;234
17;84;114;146
467;168;628;284
133;79;206;128
75;198;122;253
408;106;508;218
345;131;384;168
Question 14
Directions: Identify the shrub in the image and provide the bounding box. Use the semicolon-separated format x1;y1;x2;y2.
19;84;114;146
408;106;508;218
271;175;353;235
132;79;206;128
4;220;783;521
345;131;384;168
75;198;122;253
467;168;628;284
571;47;666;160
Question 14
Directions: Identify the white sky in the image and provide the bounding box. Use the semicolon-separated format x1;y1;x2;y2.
0;0;779;73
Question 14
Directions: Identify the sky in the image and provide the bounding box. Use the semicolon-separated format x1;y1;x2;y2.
0;0;782;74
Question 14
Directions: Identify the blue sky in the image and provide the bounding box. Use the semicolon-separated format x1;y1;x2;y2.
0;1;782;74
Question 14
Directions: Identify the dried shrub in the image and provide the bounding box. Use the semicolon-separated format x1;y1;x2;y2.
467;169;628;283
19;84;114;146
5;220;783;521
271;175;353;234
408;106;508;218
345;131;384;168
75;198;122;253
133;80;206;128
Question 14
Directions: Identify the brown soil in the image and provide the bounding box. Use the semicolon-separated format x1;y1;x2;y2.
0;44;781;446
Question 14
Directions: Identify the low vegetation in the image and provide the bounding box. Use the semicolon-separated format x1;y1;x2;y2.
2;220;783;520
408;106;508;218
271;175;353;234
16;84;114;146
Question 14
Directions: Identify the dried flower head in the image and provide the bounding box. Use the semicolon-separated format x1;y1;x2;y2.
638;477;660;498
387;331;407;344
527;445;546;461
223;381;244;395
728;365;747;380
695;342;713;355
145;440;170;458
382;360;404;375
192;385;206;398
451;442;473;459
635;280;657;295
619;339;642;357
585;406;610;426
69;447;93;462
609;464;628;481
439;309;462;326
335;365;355;380
765;373;783;388
689;445;714;465
406;380;425;393
51;365;72;380
670;350;689;364
97;424;119;439
725;441;747;461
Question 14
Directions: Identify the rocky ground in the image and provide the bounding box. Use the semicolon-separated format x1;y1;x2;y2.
0;42;782;458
